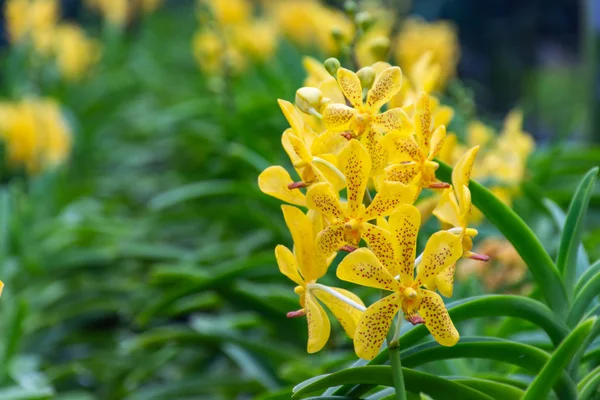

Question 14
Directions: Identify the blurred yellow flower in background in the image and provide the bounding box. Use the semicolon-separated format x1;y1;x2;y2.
193;0;278;75
395;18;459;91
201;0;251;25
5;0;59;54
86;0;163;27
0;98;72;174
439;109;535;221
270;0;353;55
52;24;102;81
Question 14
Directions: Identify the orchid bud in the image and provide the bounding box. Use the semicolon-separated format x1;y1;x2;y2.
295;87;323;115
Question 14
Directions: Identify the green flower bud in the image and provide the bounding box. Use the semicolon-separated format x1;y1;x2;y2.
357;66;376;90
369;36;391;61
324;57;341;76
355;11;374;32
344;0;357;16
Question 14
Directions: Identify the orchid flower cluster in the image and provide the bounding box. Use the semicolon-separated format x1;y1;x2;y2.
258;58;489;360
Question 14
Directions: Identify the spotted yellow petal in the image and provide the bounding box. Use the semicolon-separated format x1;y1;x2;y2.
416;231;463;288
384;162;419;185
388;205;421;286
414;92;433;150
319;77;346;105
322;103;358;131
366;66;402;111
340;139;371;215
282;130;303;167
306;182;345;221
383;134;421;164
258;166;305;206
306;291;331;353
360;129;387;177
313;287;364;338
354;293;401;360
434;105;454;129
458;185;472;227
452;146;480;191
428;125;446;160
373;108;413;136
287;131;312;164
361;222;398;276
275;245;303;286
364;181;417;221
282;205;326;281
311;129;348;156
419;289;459;346
316;222;346;258
278;99;305;137
337;67;363;108
434;264;455;297
337;248;399;291
432;189;461;228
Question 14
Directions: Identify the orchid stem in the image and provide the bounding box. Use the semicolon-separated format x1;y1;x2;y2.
387;313;407;400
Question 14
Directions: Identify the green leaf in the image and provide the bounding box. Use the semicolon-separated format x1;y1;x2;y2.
575;259;600;295
555;167;598;300
436;161;568;316
543;198;590;276
0;387;53;400
221;343;279;390
568;268;600;326
291;366;493;400
148;180;238;210
523;317;596;400
333;295;569;397
451;378;525;399
400;337;575;400
578;366;600;400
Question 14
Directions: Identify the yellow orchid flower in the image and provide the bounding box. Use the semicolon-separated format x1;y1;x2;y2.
306;139;417;258
394;18;459;92
337;204;463;360
431;146;489;296
276;205;365;353
384;92;449;191
303;56;333;88
258;100;347;207
321;66;412;181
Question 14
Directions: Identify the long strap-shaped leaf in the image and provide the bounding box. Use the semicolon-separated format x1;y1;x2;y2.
399;337;576;400
451;378;525;400
332;295;568;397
291;366;494;400
578;365;600;400
436;161;568;316
568;268;600;326
556;167;598;300
522;317;596;400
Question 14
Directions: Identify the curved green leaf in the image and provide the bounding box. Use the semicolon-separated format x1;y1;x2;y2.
578;366;600;400
523;317;596;400
148;180;238;210
451;378;525;399
400;337;575;400
436;161;568;316
291;366;493;400
333;295;569;397
568;269;600;326
575;259;600;295
555;167;598;299
544;198;590;278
